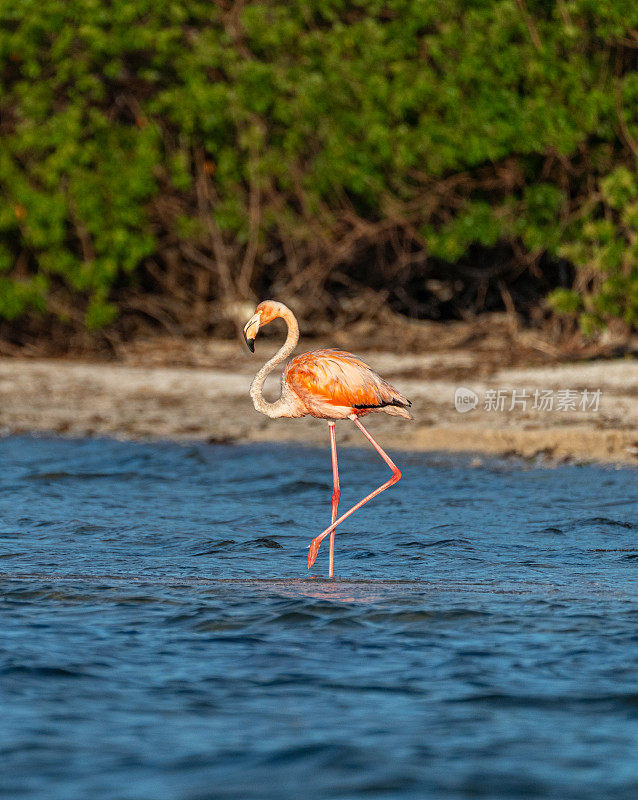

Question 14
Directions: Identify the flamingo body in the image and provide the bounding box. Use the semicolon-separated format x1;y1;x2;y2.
284;348;412;420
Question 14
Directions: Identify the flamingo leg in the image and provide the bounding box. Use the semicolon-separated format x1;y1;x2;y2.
328;422;340;579
308;415;402;570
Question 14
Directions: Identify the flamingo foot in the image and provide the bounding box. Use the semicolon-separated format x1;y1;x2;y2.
307;536;322;569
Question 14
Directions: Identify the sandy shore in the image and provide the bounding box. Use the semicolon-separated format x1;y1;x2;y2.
1;337;636;465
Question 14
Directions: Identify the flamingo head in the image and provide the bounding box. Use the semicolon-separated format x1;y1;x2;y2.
242;300;286;352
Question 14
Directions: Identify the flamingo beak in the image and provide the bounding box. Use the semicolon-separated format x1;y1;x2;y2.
243;314;260;353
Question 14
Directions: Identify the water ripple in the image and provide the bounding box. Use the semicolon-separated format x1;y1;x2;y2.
0;436;637;800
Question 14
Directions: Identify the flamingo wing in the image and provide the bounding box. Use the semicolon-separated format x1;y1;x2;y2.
284;349;411;417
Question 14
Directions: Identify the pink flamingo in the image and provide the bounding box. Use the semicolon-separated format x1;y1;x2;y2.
243;300;412;577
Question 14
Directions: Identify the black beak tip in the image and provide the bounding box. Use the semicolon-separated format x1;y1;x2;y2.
245;336;255;353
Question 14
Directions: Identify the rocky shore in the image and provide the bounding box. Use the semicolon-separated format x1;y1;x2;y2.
1;337;636;465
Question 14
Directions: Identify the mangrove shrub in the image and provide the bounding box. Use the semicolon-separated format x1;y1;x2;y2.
0;0;637;339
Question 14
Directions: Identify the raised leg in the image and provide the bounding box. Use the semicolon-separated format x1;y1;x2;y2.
328;421;340;579
308;415;402;569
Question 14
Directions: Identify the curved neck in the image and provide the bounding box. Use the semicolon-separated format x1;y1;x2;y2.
249;306;299;418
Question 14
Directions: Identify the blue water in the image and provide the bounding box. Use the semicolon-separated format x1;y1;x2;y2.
1;435;637;800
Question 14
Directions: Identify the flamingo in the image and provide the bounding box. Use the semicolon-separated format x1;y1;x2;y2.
243;300;412;577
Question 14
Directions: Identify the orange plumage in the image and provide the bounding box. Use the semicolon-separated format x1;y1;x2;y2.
284;349;412;420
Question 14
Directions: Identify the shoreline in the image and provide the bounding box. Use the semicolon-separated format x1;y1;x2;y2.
1;346;636;466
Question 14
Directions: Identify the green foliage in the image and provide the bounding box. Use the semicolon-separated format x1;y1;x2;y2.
0;0;637;335
549;166;638;333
